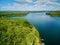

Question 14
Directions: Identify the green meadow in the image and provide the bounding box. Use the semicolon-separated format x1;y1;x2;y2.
46;11;60;16
0;11;29;17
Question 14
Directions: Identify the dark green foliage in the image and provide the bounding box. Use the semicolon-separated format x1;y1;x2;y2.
23;21;33;28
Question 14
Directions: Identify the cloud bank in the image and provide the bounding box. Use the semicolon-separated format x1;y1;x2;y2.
0;0;60;11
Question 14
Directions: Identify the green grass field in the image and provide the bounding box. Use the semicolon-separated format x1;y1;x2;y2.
46;11;60;16
0;11;29;17
0;18;41;45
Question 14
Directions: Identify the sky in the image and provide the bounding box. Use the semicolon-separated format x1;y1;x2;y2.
0;0;60;11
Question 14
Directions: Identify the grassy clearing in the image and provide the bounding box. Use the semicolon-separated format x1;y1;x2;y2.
0;11;29;17
46;11;60;16
0;18;41;45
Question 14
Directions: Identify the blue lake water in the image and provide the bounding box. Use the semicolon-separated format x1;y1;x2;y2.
10;12;60;45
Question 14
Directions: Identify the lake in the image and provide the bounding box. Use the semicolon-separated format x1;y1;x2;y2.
10;12;60;45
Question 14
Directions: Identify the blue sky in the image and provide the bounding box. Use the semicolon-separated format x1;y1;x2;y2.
0;0;60;11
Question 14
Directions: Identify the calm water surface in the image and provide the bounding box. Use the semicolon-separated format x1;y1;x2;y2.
10;12;60;45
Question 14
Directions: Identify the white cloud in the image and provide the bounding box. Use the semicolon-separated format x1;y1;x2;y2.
15;0;33;3
26;0;33;3
0;0;60;11
34;0;60;5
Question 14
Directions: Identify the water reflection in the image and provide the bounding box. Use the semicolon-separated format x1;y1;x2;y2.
25;13;60;45
10;12;60;45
